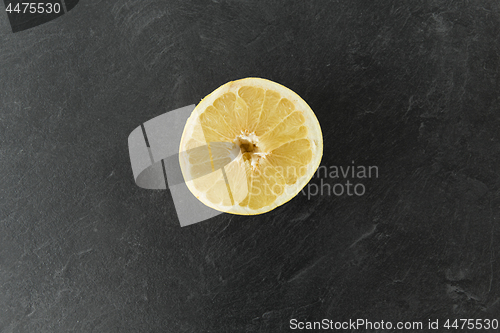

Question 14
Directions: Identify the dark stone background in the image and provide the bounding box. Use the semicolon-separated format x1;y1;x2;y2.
1;1;499;332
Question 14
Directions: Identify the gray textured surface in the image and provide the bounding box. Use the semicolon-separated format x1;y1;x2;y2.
1;1;500;332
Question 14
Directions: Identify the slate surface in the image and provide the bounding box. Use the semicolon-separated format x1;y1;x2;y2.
1;1;499;332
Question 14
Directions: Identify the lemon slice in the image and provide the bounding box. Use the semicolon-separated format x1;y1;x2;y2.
179;77;323;215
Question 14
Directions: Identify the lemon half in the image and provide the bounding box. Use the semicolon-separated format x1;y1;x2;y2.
179;78;323;215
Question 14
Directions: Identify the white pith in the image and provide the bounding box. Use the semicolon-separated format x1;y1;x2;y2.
234;130;269;170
